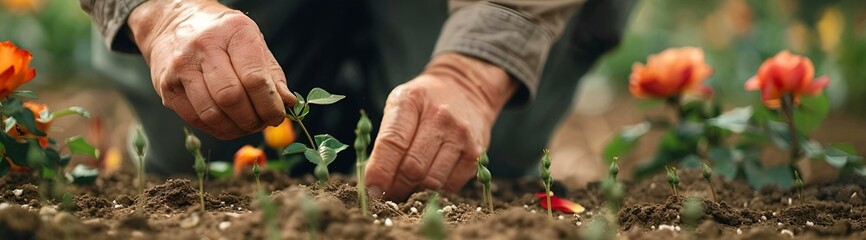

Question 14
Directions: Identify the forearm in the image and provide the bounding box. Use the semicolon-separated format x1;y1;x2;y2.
424;53;517;113
437;0;584;106
79;0;149;53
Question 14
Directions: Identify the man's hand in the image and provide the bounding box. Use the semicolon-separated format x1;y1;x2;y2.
365;53;518;200
128;0;295;139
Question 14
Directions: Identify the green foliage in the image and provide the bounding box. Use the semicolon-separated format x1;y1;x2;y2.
477;151;493;212
66;136;98;159
301;193;320;240
420;193;445;240
681;196;704;230
354;110;372;216
258;191;280;240
67;164;98;184
183;128;207;210
208;162;232;180
602;122;650;162
539;149;553;219
306;88;346;105
60;192;76;212
581;216;614;240
284;88;348;187
665;166;680;196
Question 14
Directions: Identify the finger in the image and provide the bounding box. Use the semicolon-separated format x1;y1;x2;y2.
420;140;462;190
264;49;297;109
443;148;482;193
164;89;229;139
365;85;423;198
201;48;266;134
387;116;445;199
227;26;286;126
184;71;248;139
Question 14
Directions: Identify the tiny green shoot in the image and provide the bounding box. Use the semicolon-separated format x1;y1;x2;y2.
184;127;206;211
354;110;372;216
132;127;147;194
253;160;262;191
794;169;804;201
609;156;619;180
302;192;320;240
701;162;717;202
681;195;704;232
420;193;445;240
539;149;553;220
476;151;493;212
665;166;680;196
258;191;280;240
283;88;348;188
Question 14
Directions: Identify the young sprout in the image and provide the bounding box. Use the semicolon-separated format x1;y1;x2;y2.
253;160;262;191
60;192;75;212
701;162;717;202
609;156;619;180
665;166;680;196
184;128;206;210
282;88;348;188
794;169;804;201
258;191;280;240
476;151;493;212
681;196;704;232
420;193;445;240
301;193;320;240
539;149;553;219
132;127;147;194
354;110;372;216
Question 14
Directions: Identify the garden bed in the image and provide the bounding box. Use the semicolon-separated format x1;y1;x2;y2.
2;167;865;239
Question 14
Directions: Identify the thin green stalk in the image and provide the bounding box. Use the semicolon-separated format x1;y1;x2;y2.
288;109;317;151
354;110;372;216
543;184;552;219
781;94;800;165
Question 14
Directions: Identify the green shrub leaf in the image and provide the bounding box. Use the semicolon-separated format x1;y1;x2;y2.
707;106;753;133
67;164;99;185
283;142;308;155
793;93;829;135
306;88;345;105
66;136;99;159
602;121;650;162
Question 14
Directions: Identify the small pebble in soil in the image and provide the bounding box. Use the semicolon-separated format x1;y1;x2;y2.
675;226;681;232
737;229;742;235
0;203;9;210
658;225;676;232
21;204;29;209
475;207;482;212
780;229;794;238
13;189;23;197
372;214;378;218
852;192;858;199
374;220;381;225
787;198;792;206
558;215;565;220
743;202;748;208
114;204;123;208
651;226;655;230
576;222;582;226
219;221;231;231
132;231;144;238
523;204;528;209
530;210;536;214
385;201;399;211
410;207;418;214
761;215;767;221
777;222;783;227
442;205;454;213
414;201;423;207
436;209;444;214
772;212;778;216
676;215;680;220
384;218;393;227
650;183;656;189
180;214;200;229
806;221;814;226
39;206;57;216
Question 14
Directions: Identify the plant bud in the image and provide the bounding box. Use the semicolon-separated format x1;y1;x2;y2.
253;160;261;176
539;167;550;182
314;164;329;182
133;127;147;156
609;161;619;179
184;129;201;153
477;162;491;185
479;152;489;167
701;162;712;180
357;110;372;134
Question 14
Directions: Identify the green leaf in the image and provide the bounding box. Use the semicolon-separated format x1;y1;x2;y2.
208;161;233;180
283;142;308;155
12;91;37;99
306;88;345;105
11;108;46;136
0;133;30;165
801;139;824;159
66;136;99;159
792;93;829;135
66;164;99;185
743;157;793;189
292;92;306;115
304;148;323;165
0;98;23;115
315;134;348;153
633;129;696;180
679;154;702;168
708;147;738;180
766;121;792;150
44;148;62;168
51;107;91;119
266;156;302;172
602;122;650;162
707;106;753;133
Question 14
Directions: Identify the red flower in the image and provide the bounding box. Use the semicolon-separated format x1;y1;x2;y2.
744;51;829;108
535;192;585;214
233;145;266;175
0;41;36;98
629;47;713;98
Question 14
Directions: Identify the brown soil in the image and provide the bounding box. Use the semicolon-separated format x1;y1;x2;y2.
1;167;866;239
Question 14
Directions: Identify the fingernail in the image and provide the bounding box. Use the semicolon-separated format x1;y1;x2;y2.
367;186;383;199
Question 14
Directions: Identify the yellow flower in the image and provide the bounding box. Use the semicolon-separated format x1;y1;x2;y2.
0;41;36;98
263;118;295;150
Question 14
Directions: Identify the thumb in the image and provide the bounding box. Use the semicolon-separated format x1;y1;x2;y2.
265;53;297;108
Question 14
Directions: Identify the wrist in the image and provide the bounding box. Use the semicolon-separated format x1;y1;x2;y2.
424;53;518;112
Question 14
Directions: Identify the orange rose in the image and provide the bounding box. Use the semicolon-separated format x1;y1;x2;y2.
7;101;50;148
233;145;266;175
744;51;829;108
1;0;41;13
263;118;295;150
0;41;36;98
629;47;713;98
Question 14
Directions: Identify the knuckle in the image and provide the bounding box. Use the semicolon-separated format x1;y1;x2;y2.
241;71;269;90
214;84;246;108
400;155;426;182
198;106;222;124
377;130;411;151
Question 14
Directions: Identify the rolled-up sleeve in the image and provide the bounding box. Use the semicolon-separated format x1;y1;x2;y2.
79;0;148;53
435;0;584;106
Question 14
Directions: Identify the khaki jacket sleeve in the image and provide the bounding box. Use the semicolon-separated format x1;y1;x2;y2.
79;0;148;53
435;0;584;105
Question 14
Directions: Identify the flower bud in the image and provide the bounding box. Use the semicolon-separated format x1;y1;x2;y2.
184;128;201;153
133;127;147;156
314;164;330;183
701;162;712;181
357;110;372;134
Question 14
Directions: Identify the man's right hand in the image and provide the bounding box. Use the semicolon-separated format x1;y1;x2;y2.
128;0;295;139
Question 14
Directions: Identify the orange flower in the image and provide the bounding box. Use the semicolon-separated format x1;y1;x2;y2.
744;51;829;108
7;101;50;148
629;47;713;98
234;145;266;175
0;41;36;98
263;118;295;150
1;0;40;13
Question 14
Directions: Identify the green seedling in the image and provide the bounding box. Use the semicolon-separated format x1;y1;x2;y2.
539;149;553;220
132;127;147;194
476;151;493;212
420;193;445;240
253;160;262;191
184;128;206;210
60;192;75;212
258;191;280;240
681;196;704;232
609;156;619;180
701;162;717;202
354;110;372;216
794;169;804;201
302;193;320;240
581;216;614;240
283;87;348;188
665;166;680;196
